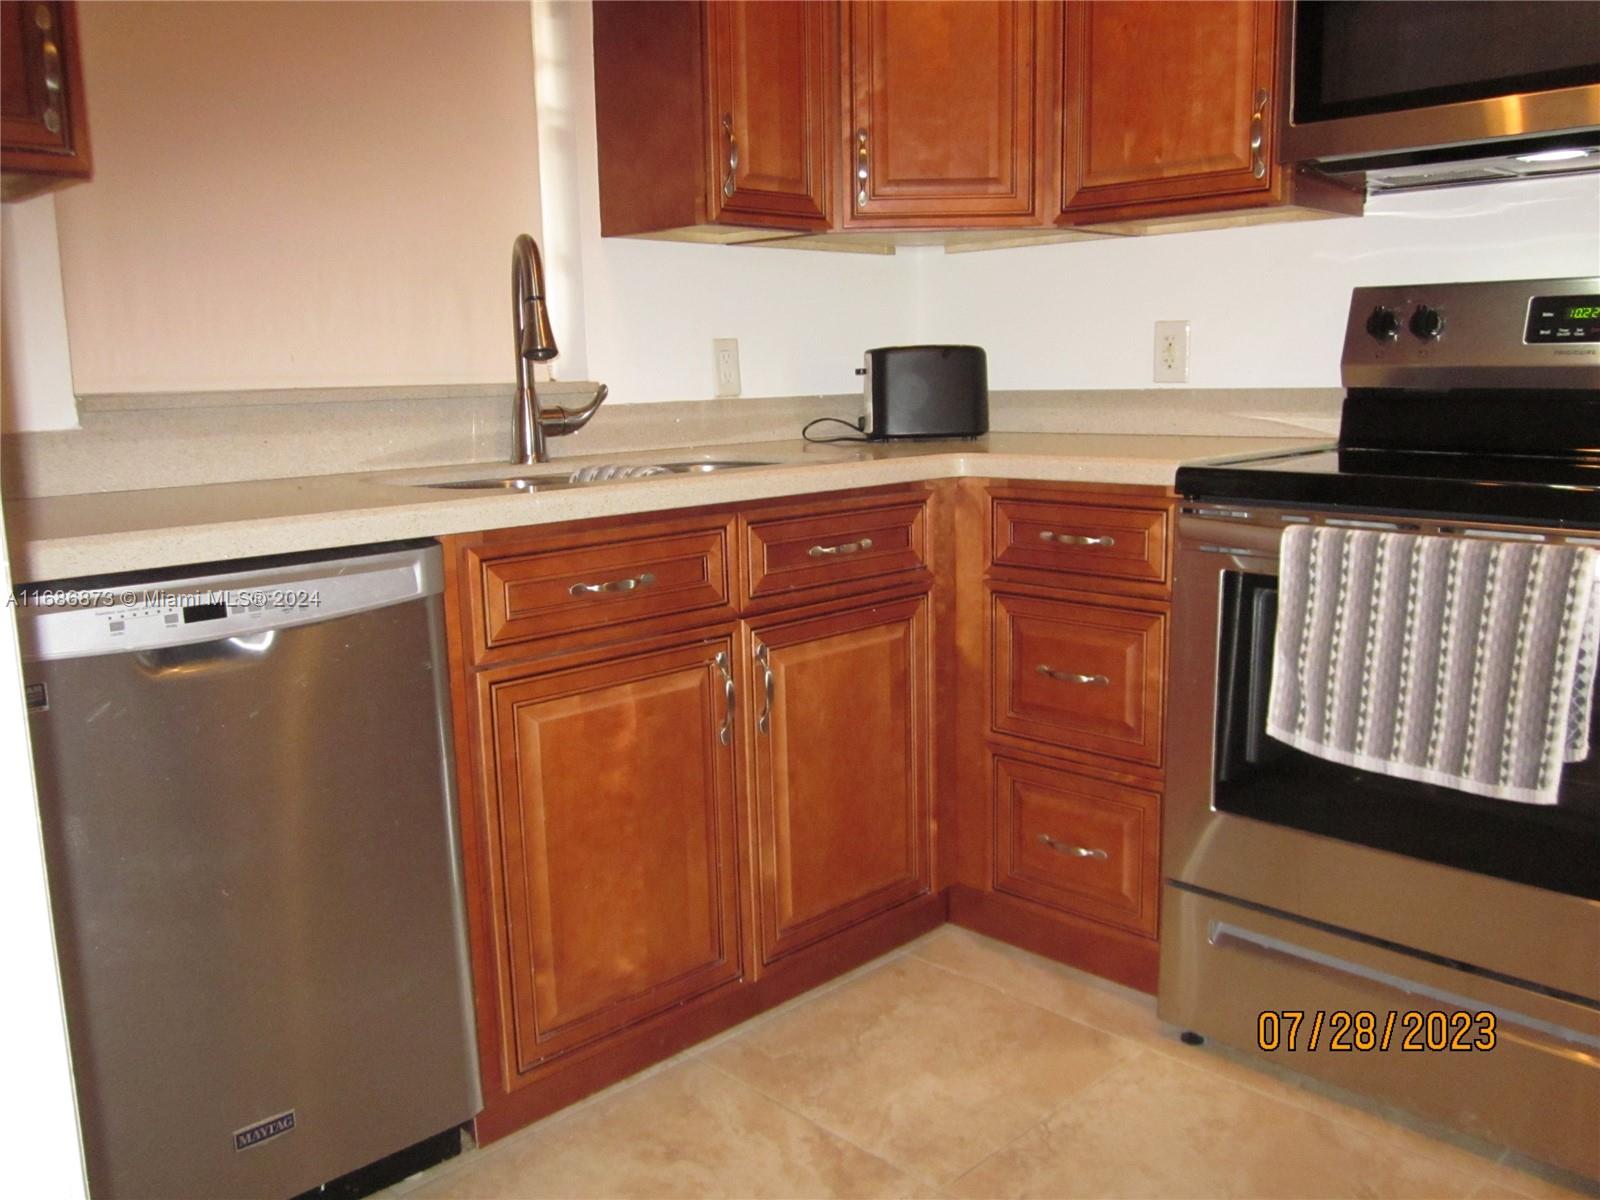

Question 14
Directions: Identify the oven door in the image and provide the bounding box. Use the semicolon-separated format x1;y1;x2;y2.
1282;1;1600;163
1164;509;1600;1002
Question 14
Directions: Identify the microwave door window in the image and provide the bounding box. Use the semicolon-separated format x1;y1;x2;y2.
1294;1;1600;123
1211;570;1600;900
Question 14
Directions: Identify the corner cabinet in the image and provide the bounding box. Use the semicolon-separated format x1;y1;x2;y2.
843;0;1055;226
1059;0;1361;231
594;0;835;238
1;0;91;201
592;0;1361;248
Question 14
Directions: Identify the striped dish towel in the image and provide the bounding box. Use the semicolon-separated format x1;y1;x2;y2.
1266;526;1599;806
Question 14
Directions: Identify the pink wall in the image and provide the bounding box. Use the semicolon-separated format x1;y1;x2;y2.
54;1;541;394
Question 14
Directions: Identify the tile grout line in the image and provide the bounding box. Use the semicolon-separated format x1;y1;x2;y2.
692;1052;950;1195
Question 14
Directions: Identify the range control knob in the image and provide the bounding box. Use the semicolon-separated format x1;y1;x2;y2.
1365;306;1401;342
1409;305;1445;340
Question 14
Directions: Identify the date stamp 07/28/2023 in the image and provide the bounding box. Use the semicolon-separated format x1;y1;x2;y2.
1255;1010;1498;1053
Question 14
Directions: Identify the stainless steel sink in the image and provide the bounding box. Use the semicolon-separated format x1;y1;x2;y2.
418;459;778;491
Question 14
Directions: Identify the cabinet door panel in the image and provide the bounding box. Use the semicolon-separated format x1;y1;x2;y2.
1062;0;1276;214
487;640;741;1074
709;0;833;225
750;597;931;963
847;0;1045;222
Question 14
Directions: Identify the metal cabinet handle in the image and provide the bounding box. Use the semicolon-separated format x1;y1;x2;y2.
35;6;63;134
721;114;739;199
808;536;873;558
1036;665;1110;686
714;651;735;746
1037;833;1109;860
855;128;869;208
1039;530;1115;547
569;571;655;596
754;643;773;734
1250;89;1269;180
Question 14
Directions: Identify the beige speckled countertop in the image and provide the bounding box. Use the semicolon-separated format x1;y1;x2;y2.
3;433;1324;582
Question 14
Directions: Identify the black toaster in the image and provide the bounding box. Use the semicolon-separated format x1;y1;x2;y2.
860;345;989;440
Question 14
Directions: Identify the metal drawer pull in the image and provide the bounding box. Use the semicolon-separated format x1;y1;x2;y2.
1036;665;1109;686
569;571;655;596
1037;833;1109;860
1039;530;1115;547
754;643;773;734
713;651;735;746
808;537;873;558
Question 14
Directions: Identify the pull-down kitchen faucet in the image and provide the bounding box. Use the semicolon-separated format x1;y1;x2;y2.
511;233;608;464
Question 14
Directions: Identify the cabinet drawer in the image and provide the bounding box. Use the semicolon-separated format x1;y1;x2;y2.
992;591;1165;766
991;495;1168;587
993;753;1159;936
743;496;929;604
479;524;731;652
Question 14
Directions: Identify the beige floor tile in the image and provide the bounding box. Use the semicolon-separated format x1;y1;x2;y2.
404;1057;931;1199
949;1049;1484;1200
703;955;1135;1187
908;927;1168;1044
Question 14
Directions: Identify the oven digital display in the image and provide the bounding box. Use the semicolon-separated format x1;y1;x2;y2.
1525;294;1600;343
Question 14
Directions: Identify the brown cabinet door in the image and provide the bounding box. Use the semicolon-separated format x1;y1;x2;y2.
1;0;90;198
708;0;834;227
484;638;743;1074
846;0;1051;224
1060;0;1277;217
749;596;932;964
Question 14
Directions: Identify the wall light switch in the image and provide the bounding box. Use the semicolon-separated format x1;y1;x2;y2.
1154;320;1190;384
713;338;741;397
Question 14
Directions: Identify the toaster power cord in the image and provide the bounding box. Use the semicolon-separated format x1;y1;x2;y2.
802;416;869;444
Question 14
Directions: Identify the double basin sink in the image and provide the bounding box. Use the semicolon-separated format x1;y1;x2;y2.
417;459;778;493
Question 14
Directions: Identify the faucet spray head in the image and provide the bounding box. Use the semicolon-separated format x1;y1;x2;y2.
513;233;558;362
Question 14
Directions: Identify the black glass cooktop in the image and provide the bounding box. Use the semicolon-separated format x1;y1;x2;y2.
1178;386;1600;529
1177;445;1600;528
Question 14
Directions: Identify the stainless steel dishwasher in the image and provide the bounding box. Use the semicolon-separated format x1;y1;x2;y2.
17;541;481;1199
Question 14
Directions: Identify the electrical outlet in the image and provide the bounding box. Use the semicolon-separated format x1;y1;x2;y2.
713;338;741;398
1154;320;1190;383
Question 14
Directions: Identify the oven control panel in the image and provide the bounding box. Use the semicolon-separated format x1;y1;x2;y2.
1525;294;1600;343
1343;277;1600;391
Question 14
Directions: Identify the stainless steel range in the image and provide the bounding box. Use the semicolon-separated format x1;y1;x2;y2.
1160;278;1599;1179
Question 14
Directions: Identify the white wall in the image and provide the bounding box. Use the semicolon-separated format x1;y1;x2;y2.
1;196;79;431
917;174;1600;390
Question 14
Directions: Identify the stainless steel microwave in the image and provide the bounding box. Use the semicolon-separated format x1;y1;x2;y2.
1281;1;1600;188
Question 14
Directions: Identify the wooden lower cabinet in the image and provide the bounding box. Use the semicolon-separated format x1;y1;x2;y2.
748;594;933;964
482;637;743;1073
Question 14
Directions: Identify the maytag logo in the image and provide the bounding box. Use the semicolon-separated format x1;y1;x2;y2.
234;1110;295;1152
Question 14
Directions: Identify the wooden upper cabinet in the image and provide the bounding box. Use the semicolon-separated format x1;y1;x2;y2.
1059;0;1361;227
483;638;743;1075
594;0;833;238
845;0;1054;225
2;0;91;201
